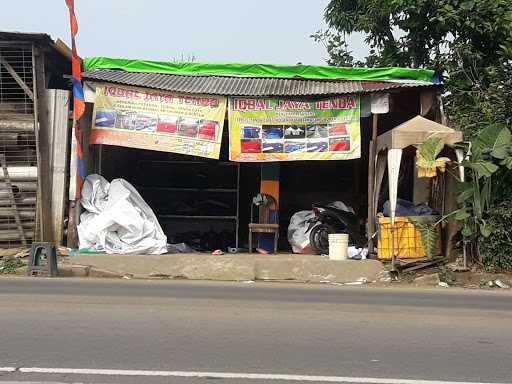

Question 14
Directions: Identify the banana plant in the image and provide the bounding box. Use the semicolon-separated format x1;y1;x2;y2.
416;137;451;177
417;124;512;261
457;124;512;242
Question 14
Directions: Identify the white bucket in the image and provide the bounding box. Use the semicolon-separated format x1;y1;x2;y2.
328;233;349;260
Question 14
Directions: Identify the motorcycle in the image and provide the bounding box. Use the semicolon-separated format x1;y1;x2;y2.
306;204;366;255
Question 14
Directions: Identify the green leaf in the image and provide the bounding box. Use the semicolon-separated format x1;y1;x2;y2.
461;226;473;237
457;187;474;203
455;181;472;193
472;125;511;159
418;137;444;160
454;209;471;220
466;160;499;177
412;221;439;258
500;156;512;169
416;138;450;177
480;223;493;237
490;128;512;159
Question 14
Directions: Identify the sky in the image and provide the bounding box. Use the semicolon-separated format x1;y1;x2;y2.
0;0;367;65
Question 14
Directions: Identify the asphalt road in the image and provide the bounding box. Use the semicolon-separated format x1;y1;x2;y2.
0;277;511;384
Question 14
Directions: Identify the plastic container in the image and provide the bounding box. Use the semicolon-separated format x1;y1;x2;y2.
328;233;349;260
377;216;441;259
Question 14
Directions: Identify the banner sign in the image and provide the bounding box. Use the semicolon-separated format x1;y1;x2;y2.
91;84;227;159
228;96;360;161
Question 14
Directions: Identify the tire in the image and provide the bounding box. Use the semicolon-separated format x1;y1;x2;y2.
309;223;337;255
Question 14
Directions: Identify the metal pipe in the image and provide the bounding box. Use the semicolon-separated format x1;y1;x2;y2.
4;151;38;164
0;221;35;230
0;181;37;192
0;190;21;199
0;113;34;128
0;197;36;206
0;133;20;148
0;230;34;241
0;166;37;181
0;208;35;218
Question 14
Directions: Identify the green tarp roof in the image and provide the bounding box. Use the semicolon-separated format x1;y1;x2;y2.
83;57;436;83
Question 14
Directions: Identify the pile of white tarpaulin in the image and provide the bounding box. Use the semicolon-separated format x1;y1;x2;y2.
77;174;167;254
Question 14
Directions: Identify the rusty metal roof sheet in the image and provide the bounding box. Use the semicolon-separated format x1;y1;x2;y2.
82;68;435;96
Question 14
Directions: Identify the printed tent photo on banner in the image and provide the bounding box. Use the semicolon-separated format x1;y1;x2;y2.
90;84;227;159
228;95;360;162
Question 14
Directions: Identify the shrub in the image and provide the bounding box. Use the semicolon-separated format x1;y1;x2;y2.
479;201;512;271
0;256;24;274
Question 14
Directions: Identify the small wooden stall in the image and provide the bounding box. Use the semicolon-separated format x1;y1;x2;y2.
372;115;463;269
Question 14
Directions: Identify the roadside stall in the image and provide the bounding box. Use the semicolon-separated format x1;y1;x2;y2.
72;57;441;256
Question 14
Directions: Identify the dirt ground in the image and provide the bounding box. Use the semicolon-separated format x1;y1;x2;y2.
391;263;512;289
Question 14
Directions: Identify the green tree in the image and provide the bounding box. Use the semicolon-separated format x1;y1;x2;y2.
318;0;512;72
318;1;512;138
318;0;512;268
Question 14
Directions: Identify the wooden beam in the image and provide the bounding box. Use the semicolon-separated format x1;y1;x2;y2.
53;39;73;61
48;90;71;245
0;53;34;100
32;45;54;243
66;200;79;248
367;114;379;255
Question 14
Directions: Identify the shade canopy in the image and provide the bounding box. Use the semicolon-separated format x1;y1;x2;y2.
376;115;462;152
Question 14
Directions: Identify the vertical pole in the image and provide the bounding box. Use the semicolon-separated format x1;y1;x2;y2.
391;218;396;272
455;149;467;268
66;122;79;248
32;45;54;243
67;201;79;248
367;114;378;255
97;144;103;174
387;149;402;273
48;90;71;246
235;163;240;250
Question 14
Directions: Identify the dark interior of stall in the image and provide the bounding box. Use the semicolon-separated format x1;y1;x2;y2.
99;127;261;252
95;90;422;253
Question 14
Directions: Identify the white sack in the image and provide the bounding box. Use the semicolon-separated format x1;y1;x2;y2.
77;174;167;254
287;210;315;254
287;202;355;254
347;246;368;260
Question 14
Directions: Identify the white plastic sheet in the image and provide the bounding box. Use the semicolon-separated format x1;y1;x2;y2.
387;148;403;225
347;246;368;260
287;201;354;254
288;210;316;253
77;174;167;254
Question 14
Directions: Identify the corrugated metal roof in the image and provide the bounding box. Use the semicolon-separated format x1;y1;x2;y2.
0;31;54;46
82;68;435;96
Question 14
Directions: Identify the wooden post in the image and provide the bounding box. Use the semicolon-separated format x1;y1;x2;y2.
67;200;79;248
391;219;397;272
367;114;378;255
66;114;81;248
48;90;71;246
32;45;54;243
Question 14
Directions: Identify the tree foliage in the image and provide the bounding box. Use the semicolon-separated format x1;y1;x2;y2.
318;0;512;268
318;0;512;71
318;0;512;136
479;201;512;271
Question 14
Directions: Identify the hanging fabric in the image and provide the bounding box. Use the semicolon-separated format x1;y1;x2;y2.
65;0;86;199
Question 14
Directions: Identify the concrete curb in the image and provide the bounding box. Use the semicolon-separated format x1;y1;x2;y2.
62;254;384;284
